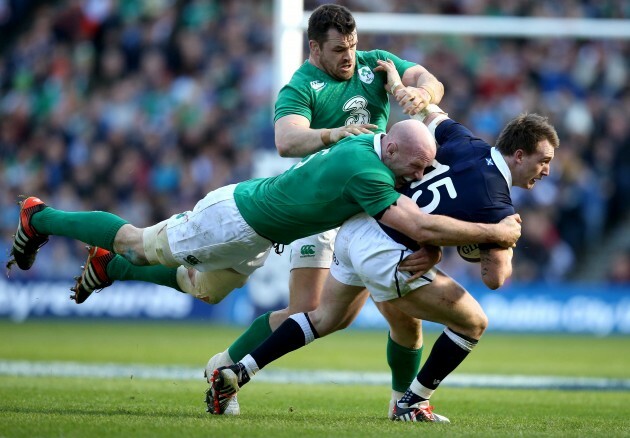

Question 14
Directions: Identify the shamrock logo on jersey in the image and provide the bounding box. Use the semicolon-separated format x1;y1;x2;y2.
358;66;374;84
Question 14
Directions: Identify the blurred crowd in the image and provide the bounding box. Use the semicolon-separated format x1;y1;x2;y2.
1;0;629;285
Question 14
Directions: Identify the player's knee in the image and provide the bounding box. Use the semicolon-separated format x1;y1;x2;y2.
387;318;422;348
307;309;338;337
143;220;180;267
176;267;248;304
287;270;321;311
388;313;422;333
287;300;318;313
469;309;488;338
450;306;487;339
113;224;148;264
268;308;291;331
288;269;326;312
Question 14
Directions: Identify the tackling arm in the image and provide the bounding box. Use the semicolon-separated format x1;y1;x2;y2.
375;60;443;116
378;195;521;248
401;64;445;106
275;114;377;158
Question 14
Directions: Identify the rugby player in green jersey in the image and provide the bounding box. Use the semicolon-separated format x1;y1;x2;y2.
8;121;522;405
207;3;446;417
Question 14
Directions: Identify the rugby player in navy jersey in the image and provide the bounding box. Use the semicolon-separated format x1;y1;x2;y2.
208;103;559;422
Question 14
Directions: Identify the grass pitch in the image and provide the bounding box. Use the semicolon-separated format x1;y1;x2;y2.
0;321;629;437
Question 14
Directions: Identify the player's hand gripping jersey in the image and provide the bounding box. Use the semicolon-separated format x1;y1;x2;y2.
380;119;516;251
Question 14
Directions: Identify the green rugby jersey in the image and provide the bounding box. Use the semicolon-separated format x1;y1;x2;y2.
274;50;416;132
234;134;401;244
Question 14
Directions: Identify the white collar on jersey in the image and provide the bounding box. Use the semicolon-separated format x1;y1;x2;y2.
373;133;385;159
491;147;513;189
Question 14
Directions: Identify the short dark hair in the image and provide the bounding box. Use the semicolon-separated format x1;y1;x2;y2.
495;113;559;155
307;4;356;47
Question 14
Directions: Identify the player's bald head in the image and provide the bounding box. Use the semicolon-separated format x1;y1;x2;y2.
388;119;436;162
381;119;436;184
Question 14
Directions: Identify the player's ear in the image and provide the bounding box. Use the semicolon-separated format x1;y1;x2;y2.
386;141;398;157
309;40;320;55
514;149;524;163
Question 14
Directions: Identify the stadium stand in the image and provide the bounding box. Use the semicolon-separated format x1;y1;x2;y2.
1;0;628;286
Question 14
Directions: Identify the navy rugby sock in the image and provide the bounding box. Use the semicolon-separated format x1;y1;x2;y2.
249;313;319;370
400;328;478;405
228;311;273;362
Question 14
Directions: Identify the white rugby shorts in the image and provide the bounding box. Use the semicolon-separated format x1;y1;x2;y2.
166;184;271;276
289;228;338;270
330;213;437;302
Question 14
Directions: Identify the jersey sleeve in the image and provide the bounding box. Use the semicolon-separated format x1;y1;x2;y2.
372;49;417;78
274;82;312;123
343;171;400;217
474;203;516;250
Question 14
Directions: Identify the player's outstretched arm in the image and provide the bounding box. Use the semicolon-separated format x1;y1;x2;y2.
480;247;513;290
374;59;443;116
402;64;444;105
378;195;521;248
275;114;377;158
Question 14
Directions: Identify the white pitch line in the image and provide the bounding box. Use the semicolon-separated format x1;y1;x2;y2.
0;360;628;391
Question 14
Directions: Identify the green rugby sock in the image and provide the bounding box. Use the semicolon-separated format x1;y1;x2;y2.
31;207;128;251
387;332;423;393
228;311;273;362
106;255;181;291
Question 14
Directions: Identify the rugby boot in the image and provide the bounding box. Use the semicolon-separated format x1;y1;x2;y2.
391;399;451;423
205;363;250;415
70;246;115;304
205;351;240;415
388;397;397;420
7;196;49;271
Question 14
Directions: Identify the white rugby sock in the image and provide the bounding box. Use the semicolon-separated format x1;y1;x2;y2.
290;312;317;345
241;354;260;377
409;378;435;401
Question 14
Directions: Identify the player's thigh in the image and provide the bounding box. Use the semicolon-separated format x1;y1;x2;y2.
374;300;423;348
390;270;487;336
335;213;437;302
287;230;337;312
287;268;329;312
309;275;369;337
269;267;330;331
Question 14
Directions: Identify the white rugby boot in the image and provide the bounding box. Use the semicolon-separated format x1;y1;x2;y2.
391;399;450;423
204;350;240;415
388;390;405;420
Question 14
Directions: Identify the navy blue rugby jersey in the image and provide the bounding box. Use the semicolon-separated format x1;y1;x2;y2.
381;119;515;250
